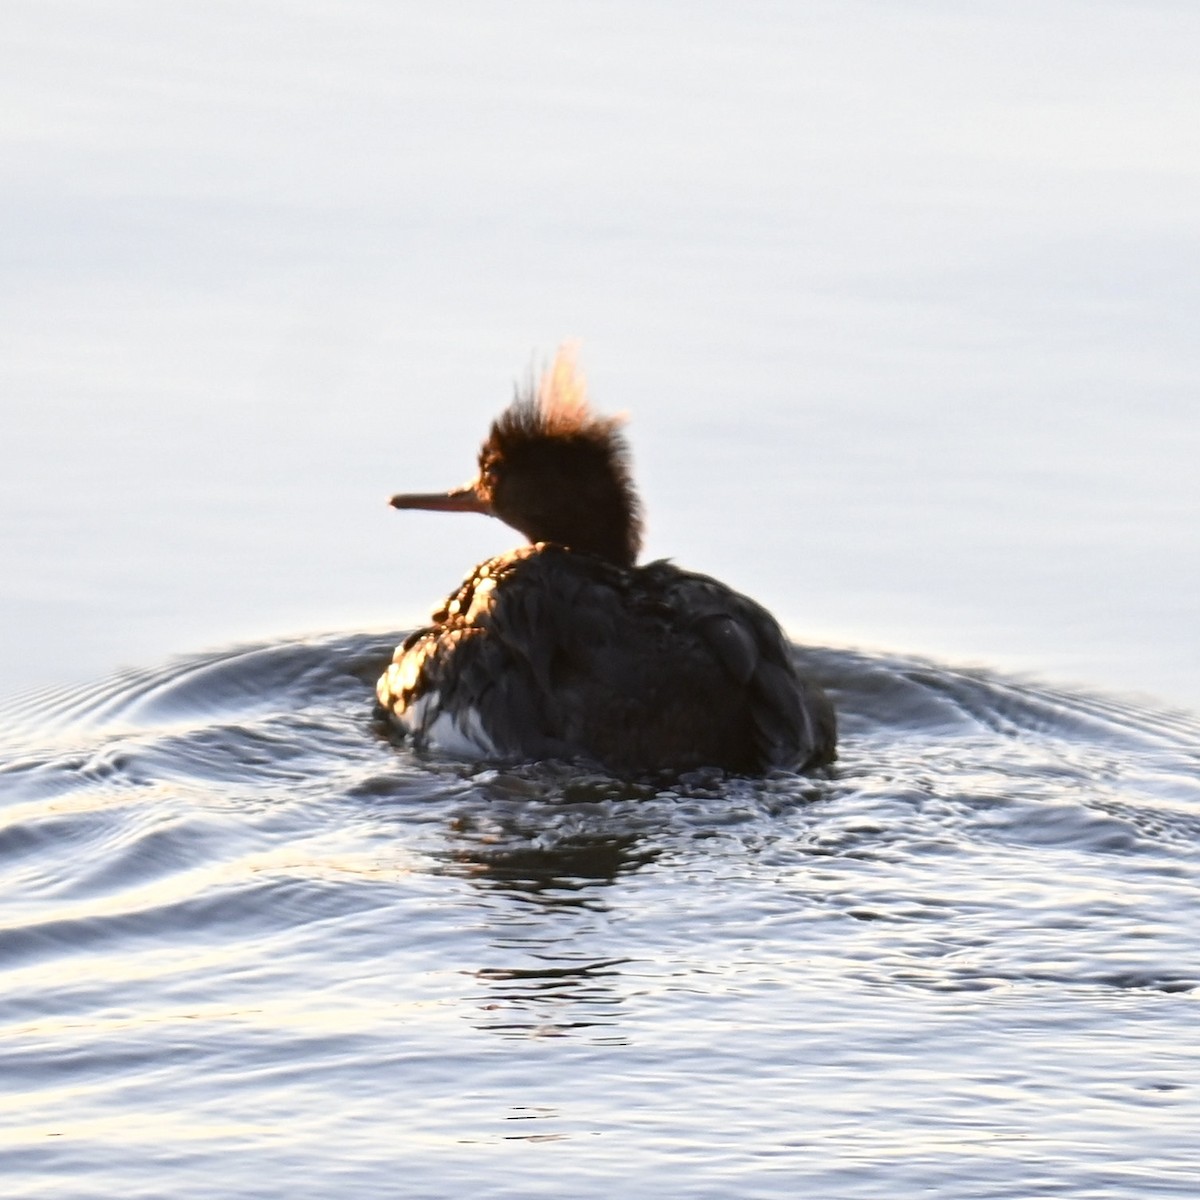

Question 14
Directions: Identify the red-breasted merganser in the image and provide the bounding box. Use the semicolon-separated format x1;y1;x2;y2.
376;348;837;774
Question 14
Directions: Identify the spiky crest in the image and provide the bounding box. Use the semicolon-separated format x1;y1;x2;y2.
480;345;643;566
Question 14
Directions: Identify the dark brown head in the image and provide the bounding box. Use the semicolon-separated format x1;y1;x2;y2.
389;347;643;568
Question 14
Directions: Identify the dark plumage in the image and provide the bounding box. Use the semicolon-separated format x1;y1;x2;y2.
376;348;836;774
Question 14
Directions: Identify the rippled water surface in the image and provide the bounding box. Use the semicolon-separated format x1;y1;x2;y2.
2;633;1197;1198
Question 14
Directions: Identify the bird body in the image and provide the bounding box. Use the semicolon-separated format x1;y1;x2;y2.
376;348;836;774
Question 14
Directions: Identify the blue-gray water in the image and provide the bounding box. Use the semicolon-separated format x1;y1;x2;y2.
3;3;1199;1195
3;633;1198;1197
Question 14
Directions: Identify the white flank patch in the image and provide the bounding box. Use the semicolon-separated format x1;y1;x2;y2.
401;691;497;759
424;708;497;759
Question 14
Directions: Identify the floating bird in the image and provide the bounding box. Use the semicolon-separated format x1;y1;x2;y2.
376;348;836;775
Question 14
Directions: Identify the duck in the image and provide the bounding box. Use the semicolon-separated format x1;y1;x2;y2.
376;347;836;775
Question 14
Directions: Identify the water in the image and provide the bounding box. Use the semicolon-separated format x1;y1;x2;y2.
3;3;1199;1194
2;633;1198;1197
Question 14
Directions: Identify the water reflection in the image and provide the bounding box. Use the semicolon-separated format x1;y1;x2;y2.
499;1105;566;1142
421;767;666;1041
441;824;658;905
472;955;632;1041
434;764;663;904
